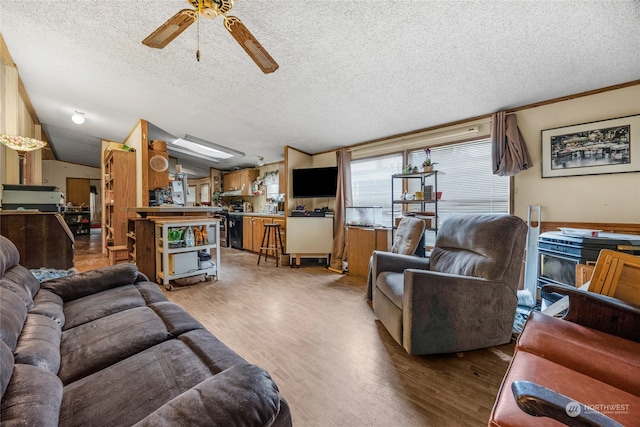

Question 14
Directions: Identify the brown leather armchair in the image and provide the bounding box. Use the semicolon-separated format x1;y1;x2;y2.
371;213;527;355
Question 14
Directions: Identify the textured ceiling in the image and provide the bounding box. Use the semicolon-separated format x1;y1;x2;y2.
1;0;639;177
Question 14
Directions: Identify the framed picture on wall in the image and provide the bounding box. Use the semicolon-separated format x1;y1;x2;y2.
541;114;640;178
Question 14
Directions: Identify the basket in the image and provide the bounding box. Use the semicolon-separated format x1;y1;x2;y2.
150;140;167;152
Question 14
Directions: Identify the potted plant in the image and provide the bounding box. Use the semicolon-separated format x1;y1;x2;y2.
422;148;436;172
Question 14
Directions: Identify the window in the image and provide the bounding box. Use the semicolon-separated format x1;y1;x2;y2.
351;153;403;227
350;138;510;229
407;138;510;226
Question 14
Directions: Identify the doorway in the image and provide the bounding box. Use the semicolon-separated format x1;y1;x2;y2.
65;177;102;227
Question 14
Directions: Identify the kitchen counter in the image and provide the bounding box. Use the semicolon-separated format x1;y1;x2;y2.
227;212;285;218
128;206;223;218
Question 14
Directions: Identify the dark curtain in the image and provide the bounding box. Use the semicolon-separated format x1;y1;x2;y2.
491;111;533;176
329;148;352;273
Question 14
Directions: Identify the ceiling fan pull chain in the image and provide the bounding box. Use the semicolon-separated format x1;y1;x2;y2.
196;12;201;62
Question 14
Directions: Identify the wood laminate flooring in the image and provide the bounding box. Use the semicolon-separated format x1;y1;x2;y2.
74;230;514;426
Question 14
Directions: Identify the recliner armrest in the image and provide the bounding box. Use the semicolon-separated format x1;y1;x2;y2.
511;380;622;427
372;251;430;276
542;284;640;342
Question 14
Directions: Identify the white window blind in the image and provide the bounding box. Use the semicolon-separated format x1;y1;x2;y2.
351;153;404;227
407;138;510;227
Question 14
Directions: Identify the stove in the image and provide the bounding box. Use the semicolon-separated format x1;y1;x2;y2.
537;231;640;300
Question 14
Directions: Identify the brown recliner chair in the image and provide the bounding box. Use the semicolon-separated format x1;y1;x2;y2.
365;216;426;300
372;213;527;355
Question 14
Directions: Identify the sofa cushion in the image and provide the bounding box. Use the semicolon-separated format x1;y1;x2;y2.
134;364;281;427
60;337;239;426
62;283;167;330
489;350;640;427
516;311;640;396
0;278;34;310
0;288;28;351
0;236;20;275
0;364;63;427
30;289;65;327
59;302;204;384
14;313;62;374
3;264;40;300
0;341;13;399
375;271;404;309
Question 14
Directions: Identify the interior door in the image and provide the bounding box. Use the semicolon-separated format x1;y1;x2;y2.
66;178;90;207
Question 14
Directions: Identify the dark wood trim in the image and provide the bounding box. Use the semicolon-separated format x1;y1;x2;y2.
325;80;640;156
540;221;640;235
507;80;640;114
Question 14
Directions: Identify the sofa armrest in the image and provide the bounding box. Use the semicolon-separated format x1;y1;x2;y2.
511;380;622;427
133;364;286;427
372;251;430;276
542;284;640;343
40;264;141;302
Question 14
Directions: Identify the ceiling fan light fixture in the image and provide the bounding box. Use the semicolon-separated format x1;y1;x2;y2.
71;111;85;124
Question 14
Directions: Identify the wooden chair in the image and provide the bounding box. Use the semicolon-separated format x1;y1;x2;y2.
544;249;640;316
588;249;640;305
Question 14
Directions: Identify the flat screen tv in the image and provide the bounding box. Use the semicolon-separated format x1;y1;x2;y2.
292;166;338;198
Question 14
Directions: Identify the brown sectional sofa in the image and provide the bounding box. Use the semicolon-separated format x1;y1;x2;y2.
0;235;291;426
489;284;640;426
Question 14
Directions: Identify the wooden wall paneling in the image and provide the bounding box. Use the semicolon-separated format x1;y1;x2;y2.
541;222;640;235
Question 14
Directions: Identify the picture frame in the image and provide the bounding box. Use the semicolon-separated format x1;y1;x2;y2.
541;114;640;178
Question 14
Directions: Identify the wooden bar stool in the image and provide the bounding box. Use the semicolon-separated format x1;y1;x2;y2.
258;223;284;266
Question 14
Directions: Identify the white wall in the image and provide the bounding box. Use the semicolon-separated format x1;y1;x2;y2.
513;84;640;223
42;159;101;195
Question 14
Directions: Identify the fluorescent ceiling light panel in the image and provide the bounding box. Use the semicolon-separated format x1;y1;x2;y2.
169;145;221;163
172;134;245;159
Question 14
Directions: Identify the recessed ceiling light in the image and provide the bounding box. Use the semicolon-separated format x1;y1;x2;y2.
71;111;85;124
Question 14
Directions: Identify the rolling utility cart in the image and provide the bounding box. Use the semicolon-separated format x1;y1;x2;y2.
154;217;220;291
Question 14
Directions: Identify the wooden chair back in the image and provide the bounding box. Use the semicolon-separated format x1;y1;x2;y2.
588;249;640;305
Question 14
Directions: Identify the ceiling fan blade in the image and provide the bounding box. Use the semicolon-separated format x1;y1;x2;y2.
142;9;197;49
224;16;279;74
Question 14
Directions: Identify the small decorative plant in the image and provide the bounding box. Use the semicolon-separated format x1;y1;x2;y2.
422;148;436;167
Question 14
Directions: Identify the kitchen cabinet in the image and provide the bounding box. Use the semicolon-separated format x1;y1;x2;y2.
103;150;136;247
223;169;259;196
241;215;287;253
243;216;253;250
154;217;220;290
252;217;268;252
346;226;391;277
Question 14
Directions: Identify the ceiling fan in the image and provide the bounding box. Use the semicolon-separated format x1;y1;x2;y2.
142;0;278;74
